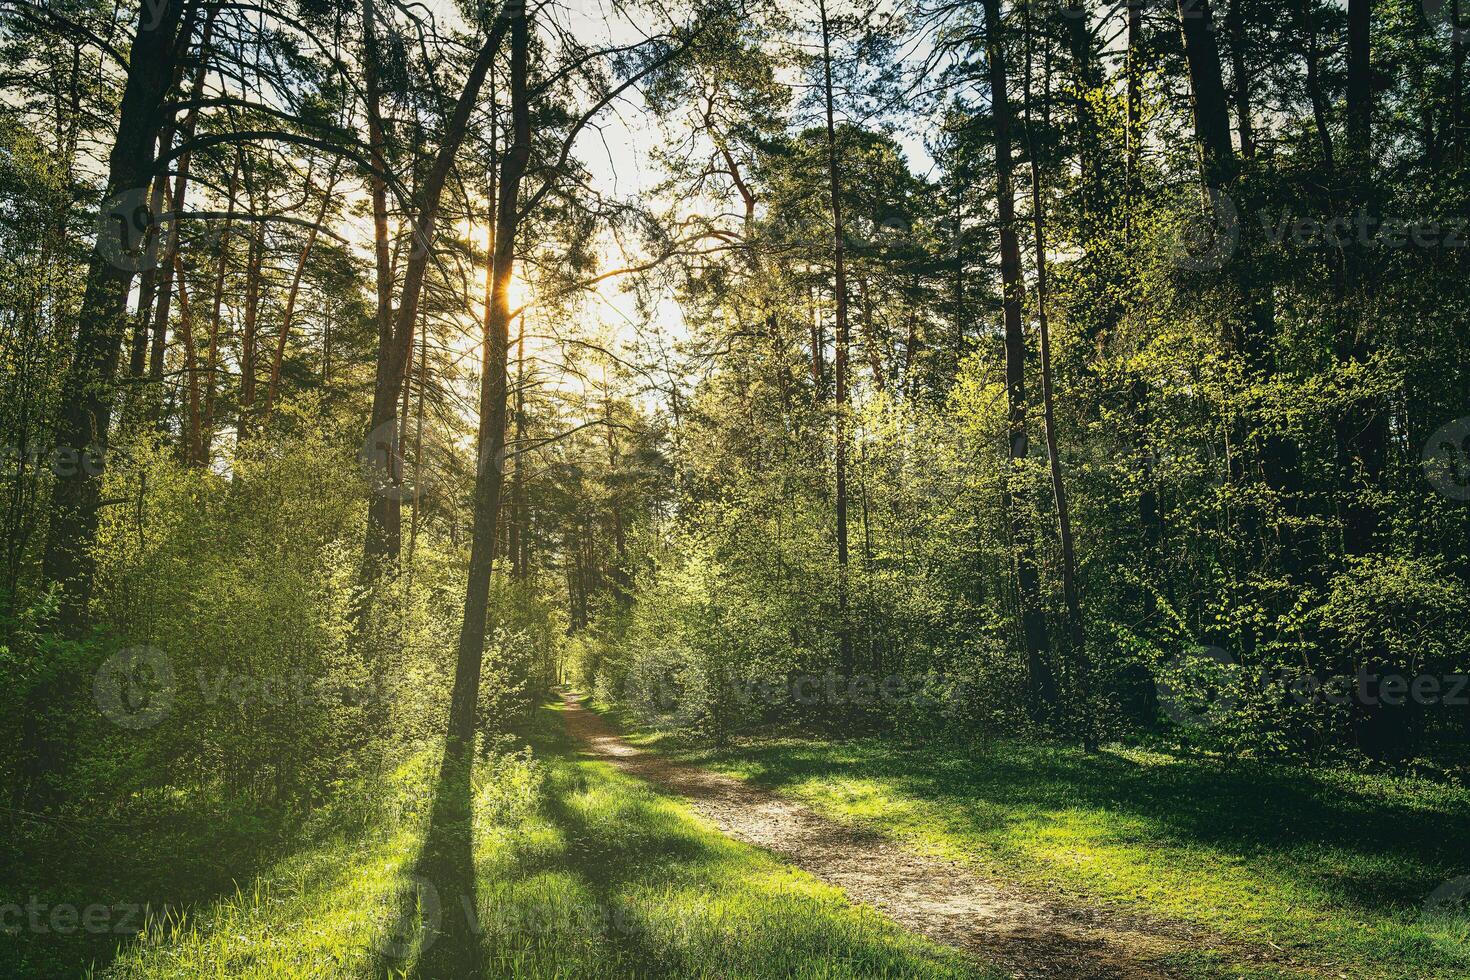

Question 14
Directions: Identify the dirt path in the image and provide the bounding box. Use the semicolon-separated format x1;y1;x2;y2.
559;693;1313;980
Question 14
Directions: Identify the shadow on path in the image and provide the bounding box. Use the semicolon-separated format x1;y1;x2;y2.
557;692;1310;980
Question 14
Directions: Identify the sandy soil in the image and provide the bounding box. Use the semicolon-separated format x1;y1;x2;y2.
558;693;1315;980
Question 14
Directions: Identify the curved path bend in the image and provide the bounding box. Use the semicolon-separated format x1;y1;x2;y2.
558;693;1310;980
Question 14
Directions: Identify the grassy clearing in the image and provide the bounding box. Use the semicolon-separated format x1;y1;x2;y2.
2;760;418;979
624;715;1470;980
70;705;994;979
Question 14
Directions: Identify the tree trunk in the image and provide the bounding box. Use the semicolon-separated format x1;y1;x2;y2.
202;151;240;448
508;325;527;578
447;4;528;757
818;0;853;676
359;0;402;563
1177;0;1237;189
1225;0;1256;159
1178;0;1301;570
408;314;428;563
363;12;508;571
1125;0;1144;236
146;172;175;386
170;255;204;464
144;8;217;402
1025;6;1093;747
808;283;825;398
1061;2;1102;222
1346;0;1371;160
1297;0;1336;171
858;277;886;393
264;165;339;416
41;0;188;628
238;224;262;441
983;0;1055;713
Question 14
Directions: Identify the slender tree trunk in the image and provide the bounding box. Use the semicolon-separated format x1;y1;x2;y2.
146;171;175;386
363;12;508;570
983;0;1055;713
448;4;528;757
858;277;886;393
1346;0;1371;159
1025;6;1093;747
1125;0;1144;236
808;283;825;397
1177;0;1237;189
903;276;921;397
358;0;402;566
818;0;853;676
238;225;262;441
1340;0;1397;757
171;256;204;464
408;315;427;563
952;182;964;362
1340;0;1384;563
1123;0;1163;558
128;202;163;380
145;8;217;401
1225;0;1256;159
202;153;239;448
604;389;629;598
1453;0;1466;162
41;0;188;628
264;166;339;416
1061;2;1102;222
1178;0;1301;568
508;328;526;578
1297;0;1336;170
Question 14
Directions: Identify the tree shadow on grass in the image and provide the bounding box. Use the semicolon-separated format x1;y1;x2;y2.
375;750;484;979
0;796;326;978
481;760;714;977
726;737;1470;914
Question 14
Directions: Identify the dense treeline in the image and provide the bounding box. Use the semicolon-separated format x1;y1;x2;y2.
588;0;1470;768
1;0;1468;862
0;0;688;818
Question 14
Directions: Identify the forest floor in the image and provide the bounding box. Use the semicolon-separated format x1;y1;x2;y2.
562;693;1307;980
11;697;1465;978
53;700;985;979
592;699;1470;980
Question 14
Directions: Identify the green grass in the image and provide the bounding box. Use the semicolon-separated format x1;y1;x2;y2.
1;764;402;979
76;705;995;978
622;715;1470;980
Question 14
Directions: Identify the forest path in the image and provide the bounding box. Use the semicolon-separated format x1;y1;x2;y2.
558;692;1311;980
